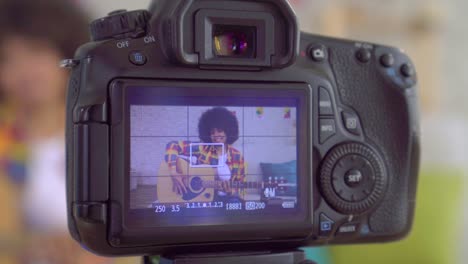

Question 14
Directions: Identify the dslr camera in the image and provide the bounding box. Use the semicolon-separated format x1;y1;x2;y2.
64;0;420;258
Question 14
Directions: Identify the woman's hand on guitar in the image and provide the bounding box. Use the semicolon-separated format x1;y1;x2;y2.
170;169;189;195
221;181;232;194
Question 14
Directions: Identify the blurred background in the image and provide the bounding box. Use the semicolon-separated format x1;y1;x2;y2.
0;0;466;263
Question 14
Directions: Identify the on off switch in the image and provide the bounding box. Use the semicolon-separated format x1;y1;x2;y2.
90;10;151;41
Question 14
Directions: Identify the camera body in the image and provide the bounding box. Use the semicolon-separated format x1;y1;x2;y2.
65;0;420;256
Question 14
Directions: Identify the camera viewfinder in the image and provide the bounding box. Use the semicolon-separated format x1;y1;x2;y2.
213;25;256;58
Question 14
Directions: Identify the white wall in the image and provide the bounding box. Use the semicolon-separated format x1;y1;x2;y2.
78;0;150;20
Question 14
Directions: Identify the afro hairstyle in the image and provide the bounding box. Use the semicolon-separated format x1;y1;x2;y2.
198;107;239;144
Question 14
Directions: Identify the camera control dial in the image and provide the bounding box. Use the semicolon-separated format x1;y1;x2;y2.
90;10;151;41
320;143;387;214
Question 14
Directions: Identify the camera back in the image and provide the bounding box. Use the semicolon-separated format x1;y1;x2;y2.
64;0;420;256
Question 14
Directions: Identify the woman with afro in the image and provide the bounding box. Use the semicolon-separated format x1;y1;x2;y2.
165;107;246;200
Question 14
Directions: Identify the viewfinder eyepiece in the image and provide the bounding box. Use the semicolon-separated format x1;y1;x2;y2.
213;25;256;58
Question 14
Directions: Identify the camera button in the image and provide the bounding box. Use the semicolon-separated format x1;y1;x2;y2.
332;154;376;202
319;119;336;144
309;45;327;62
380;54;394;68
129;51;147;66
319;213;335;237
400;63;415;77
342;111;361;136
319;87;334;116
356;48;371;63
320;143;387;214
336;222;360;236
344;169;364;188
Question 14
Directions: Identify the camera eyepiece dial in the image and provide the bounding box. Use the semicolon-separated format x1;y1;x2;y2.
320;143;388;215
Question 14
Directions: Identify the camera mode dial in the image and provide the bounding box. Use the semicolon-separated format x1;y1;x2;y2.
90;10;151;41
320;143;387;214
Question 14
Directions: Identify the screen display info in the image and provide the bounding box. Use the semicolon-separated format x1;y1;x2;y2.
128;86;301;226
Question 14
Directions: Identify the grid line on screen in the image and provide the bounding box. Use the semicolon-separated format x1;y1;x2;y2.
130;174;296;178
186;106;190;145
243;106;245;176
130;135;296;138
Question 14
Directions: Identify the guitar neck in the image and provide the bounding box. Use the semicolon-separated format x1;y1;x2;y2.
202;181;277;189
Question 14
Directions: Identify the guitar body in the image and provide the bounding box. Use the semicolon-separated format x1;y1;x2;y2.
155;157;292;204
156;158;217;203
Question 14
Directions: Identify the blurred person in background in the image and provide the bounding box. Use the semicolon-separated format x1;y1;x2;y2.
0;0;111;263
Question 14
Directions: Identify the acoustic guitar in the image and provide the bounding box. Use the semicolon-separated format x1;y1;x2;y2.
156;157;293;203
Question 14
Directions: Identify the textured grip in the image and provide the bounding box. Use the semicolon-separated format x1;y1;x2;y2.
328;44;413;234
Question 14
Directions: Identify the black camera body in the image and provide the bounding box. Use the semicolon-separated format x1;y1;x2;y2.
65;0;420;256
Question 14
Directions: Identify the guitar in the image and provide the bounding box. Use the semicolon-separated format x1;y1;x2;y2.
156;157;294;203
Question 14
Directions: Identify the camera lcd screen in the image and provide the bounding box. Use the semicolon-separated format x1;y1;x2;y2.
127;85;308;227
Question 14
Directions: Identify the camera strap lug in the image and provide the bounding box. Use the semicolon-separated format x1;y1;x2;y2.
60;59;80;68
